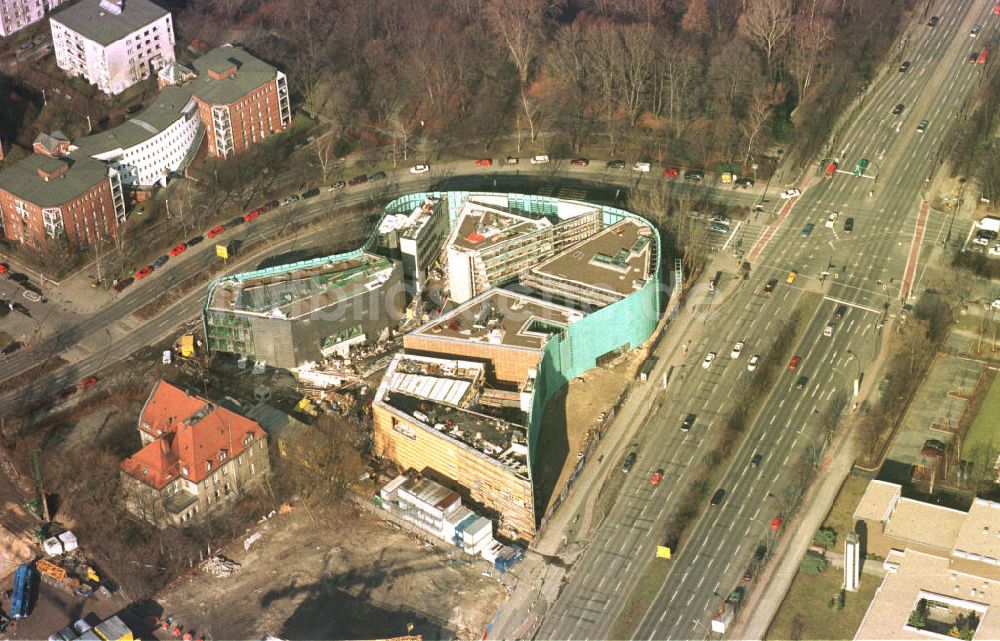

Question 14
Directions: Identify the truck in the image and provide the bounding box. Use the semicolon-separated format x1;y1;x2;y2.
825;161;838;178
977;217;1000;234
853;158;869;177
10;563;33;619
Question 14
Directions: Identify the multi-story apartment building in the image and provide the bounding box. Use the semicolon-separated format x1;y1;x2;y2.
0;0;65;38
119;380;271;528
50;0;175;96
188;45;291;158
0;138;125;250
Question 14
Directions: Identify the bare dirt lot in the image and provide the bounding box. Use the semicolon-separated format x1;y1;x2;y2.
150;500;506;641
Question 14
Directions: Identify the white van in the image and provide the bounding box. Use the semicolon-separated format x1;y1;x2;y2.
632;162;651;172
530;155;550;164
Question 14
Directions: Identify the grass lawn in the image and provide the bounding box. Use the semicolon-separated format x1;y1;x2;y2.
766;565;880;640
963;374;1000;457
821;476;870;541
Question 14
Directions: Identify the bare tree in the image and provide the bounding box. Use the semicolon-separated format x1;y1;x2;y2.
680;0;712;35
738;0;793;77
787;15;835;101
620;24;656;127
742;87;777;164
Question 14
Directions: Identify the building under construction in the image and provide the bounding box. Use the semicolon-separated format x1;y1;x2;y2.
203;252;403;369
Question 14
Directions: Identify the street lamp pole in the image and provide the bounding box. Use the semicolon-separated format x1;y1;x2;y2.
796;429;820;468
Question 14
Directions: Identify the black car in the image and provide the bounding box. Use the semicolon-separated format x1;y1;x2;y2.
187;235;204;246
834;304;848;319
928;15;940;27
622;452;637;473
844;217;854;233
112;277;134;293
898;61;911;73
892;103;905;116
735;177;755;188
329;181;346;191
348;174;368;186
924;439;946;451
228;216;246;227
152;255;169;269
7;272;28;285
11;302;30;318
681;414;696;432
969;51;980;63
710;488;726;506
1;340;23;356
750;453;763;467
607;159;626;169
301;187;321;198
369;171;387;181
796;376;809;389
684;169;705;181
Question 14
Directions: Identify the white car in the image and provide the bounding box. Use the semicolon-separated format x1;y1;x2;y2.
632;162;652;172
780;188;802;199
731;342;744;359
278;195;299;206
747;354;760;372
702;352;717;369
825;212;839;228
823;322;836;337
993;299;1000;310
409;164;430;174
530;155;551;164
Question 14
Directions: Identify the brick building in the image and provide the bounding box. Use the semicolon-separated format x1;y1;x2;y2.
160;44;291;158
119;380;270;528
0;135;125;250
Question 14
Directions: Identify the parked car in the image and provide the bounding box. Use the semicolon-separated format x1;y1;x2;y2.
662;166;680;178
710;488;726;506
368;171;387;181
632;161;651;172
243;210;261;222
186;235;204;246
328;181;347;191
606;159;626;169
570;158;589;167
800;223;815;237
135;266;154;279
77;376;98;390
410;164;430;174
750;453;763;466
969;51;981;63
112;277;134;293
684;169;705;181
971;25;982;37
2;341;23;356
260;200;279;212
844;217;854;233
898;61;911;73
763;279;777;294
681;414;696;431
152;255;169;269
825;211;839;228
278;195;300;206
735;177;754;188
747;354;760;372
780;188;801;199
788;356;802;371
770;517;783;530
347;174;368;186
207;225;225;239
731;341;744;359
834;305;848;319
0;263;7;274
622;452;637;473
702;352;717;369
824;322;836;337
786;270;798;283
650;469;664;485
928;15;940;26
301;187;321;198
228;216;245;227
709;223;730;234
917;119;928;133
504;157;519;165
474;158;493;167
891;103;905;116
796;376;809;389
921;446;944;459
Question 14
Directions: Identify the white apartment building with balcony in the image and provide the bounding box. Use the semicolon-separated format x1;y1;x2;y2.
0;0;65;37
50;0;175;95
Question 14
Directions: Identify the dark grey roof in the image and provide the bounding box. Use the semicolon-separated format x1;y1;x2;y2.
50;0;170;46
189;45;279;106
0;154;109;207
73;85;195;156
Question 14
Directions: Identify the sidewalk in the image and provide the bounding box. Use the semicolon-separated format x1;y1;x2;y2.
487;266;736;640
730;319;895;640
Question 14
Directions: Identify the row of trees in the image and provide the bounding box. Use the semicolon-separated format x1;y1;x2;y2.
174;0;906;171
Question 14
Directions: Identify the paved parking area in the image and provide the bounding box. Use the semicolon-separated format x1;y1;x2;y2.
886;354;983;466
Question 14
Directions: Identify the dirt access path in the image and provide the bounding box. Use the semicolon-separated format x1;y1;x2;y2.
152;500;506;641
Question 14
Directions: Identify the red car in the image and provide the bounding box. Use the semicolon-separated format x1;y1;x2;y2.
169;244;187;257
662;167;680;178
135;266;154;279
0;263;7;274
207;225;225;239
77;376;98;390
995;2;1000;15
243;209;261;222
770;516;783;530
347;174;368;186
787;356;801;371
570;158;589;167
474;158;493;167
650;469;664;485
921;446;944;460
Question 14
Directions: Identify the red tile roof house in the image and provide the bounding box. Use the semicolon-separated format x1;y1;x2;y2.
120;380;271;527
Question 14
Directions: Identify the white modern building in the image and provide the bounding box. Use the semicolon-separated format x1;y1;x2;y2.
71;84;202;187
378;473;502;563
0;0;65;37
50;0;175;95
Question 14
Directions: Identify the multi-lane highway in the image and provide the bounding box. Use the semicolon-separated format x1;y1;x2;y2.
536;2;990;639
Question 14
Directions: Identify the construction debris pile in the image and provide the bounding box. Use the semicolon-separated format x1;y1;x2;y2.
200;555;240;578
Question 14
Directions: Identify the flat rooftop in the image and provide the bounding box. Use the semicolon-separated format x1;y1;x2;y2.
883;497;966;552
378;197;443;240
853;479;902;523
207;253;395;319
411;288;584;351
450;201;551;252
856;549;1000;640
529;218;654;298
376;354;529;478
954;498;1000;563
51;0;170;46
